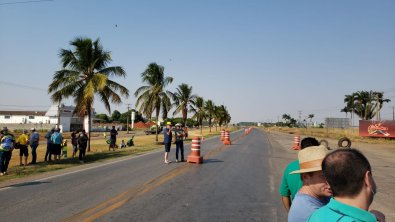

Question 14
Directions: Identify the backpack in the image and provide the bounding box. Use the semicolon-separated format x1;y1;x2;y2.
1;135;13;150
51;132;62;145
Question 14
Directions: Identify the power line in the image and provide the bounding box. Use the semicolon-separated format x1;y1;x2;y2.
0;0;53;6
0;81;47;92
0;104;50;108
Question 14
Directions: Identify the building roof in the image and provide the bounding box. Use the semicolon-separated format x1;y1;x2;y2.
0;111;47;116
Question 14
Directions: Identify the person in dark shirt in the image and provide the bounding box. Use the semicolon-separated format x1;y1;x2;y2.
163;122;173;164
109;126;118;151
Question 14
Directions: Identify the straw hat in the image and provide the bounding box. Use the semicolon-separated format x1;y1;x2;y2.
290;145;329;174
166;122;172;125
175;123;181;127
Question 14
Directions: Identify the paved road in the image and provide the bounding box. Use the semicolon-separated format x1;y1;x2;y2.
0;129;287;222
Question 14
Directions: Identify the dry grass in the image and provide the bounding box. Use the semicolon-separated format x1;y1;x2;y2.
1;126;233;182
265;126;395;145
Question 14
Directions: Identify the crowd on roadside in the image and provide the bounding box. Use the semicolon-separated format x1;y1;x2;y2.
0;126;89;176
280;137;385;222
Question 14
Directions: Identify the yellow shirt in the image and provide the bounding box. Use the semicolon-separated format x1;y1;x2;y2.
16;133;29;145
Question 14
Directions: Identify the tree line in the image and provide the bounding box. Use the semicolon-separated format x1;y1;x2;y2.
48;37;232;148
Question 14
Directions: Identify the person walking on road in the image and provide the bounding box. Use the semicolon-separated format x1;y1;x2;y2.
287;145;332;222
109;126;118;151
308;149;384;222
78;130;88;163
50;128;63;161
280;137;320;212
163;122;173;164
16;129;29;166
174;123;185;162
29;128;40;164
0;127;15;176
44;128;54;162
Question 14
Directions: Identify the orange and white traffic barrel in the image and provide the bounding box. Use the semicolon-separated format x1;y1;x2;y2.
292;135;300;150
223;130;231;145
220;129;225;141
187;137;203;164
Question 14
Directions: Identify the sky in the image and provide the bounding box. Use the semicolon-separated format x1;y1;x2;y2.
0;0;394;124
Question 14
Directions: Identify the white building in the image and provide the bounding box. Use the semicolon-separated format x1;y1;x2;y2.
0;110;48;124
0;104;92;132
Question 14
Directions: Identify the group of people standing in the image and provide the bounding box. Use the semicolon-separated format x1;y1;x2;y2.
280;137;384;222
0;126;90;176
163;122;187;164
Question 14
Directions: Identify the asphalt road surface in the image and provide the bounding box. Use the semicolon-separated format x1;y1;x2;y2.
0;129;287;222
1;129;393;222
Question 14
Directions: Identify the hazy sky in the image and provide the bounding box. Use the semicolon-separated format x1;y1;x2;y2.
1;0;394;123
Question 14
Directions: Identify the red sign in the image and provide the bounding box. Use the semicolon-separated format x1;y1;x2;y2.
359;120;395;138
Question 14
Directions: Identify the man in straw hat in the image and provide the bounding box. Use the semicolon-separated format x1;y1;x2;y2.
308;149;384;222
280;137;320;212
163;122;173;164
288;145;332;222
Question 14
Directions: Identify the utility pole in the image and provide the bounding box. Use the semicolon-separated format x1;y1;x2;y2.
126;104;131;134
393;106;394;121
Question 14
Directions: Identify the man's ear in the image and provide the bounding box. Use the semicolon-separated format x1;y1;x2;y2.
364;171;374;193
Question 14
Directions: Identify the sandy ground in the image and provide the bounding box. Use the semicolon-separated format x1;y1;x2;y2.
266;130;395;221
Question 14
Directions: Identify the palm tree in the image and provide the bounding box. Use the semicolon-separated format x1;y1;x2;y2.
190;96;207;136
343;91;391;120
204;100;216;132
307;114;314;126
134;63;173;141
48;37;129;152
172;83;197;126
215;105;231;129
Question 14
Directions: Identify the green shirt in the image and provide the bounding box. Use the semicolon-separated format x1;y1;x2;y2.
308;198;377;222
279;160;302;200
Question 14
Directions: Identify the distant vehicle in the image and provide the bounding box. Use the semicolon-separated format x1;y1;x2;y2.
144;125;163;135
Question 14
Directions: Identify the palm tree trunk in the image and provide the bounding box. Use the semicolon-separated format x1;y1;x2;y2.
155;108;160;142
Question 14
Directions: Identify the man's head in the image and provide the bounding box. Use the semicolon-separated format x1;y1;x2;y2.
2;127;8;133
31;128;36;132
322;149;376;204
300;137;320;149
23;129;28;134
166;122;172;128
175;123;181;128
291;145;332;198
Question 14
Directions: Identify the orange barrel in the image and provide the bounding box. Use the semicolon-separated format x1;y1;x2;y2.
292;135;300;150
220;129;225;141
187;137;203;164
223;130;231;145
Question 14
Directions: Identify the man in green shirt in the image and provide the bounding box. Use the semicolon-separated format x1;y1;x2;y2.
308;149;383;222
279;137;320;212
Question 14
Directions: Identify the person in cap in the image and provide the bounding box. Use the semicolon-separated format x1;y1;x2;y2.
280;137;320;212
50;128;63;161
174;123;185;162
16;129;30;166
0;127;15;175
163;122;173;164
308;149;384;222
44;128;55;162
29;128;40;164
288;145;332;222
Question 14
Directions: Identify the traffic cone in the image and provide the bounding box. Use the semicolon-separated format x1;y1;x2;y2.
223;130;231;145
220;129;225;141
292;135;300;150
187;137;203;164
